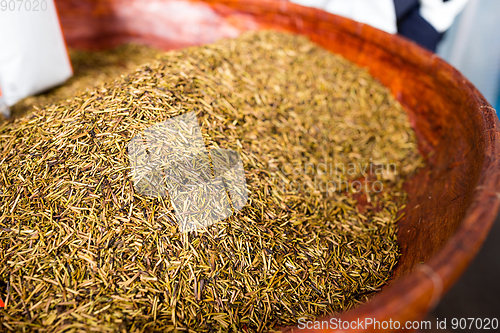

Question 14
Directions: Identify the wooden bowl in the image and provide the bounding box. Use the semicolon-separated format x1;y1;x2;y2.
54;0;500;331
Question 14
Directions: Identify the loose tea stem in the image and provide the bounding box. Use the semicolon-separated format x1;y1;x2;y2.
0;31;423;332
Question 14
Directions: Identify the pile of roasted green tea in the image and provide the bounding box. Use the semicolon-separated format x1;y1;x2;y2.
0;31;424;332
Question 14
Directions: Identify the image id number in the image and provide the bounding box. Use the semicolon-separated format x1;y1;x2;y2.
451;318;499;330
1;0;48;11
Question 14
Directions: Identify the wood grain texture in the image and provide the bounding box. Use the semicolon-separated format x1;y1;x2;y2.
53;0;500;331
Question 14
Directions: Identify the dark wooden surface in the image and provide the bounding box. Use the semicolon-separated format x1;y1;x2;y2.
53;0;500;331
430;212;500;329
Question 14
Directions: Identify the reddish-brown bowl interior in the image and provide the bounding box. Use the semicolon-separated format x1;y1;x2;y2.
54;0;500;331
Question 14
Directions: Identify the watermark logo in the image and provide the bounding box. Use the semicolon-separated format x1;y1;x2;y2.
127;112;248;233
268;160;397;196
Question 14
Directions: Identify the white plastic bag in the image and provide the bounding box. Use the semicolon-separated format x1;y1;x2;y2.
0;87;8;115
0;0;73;116
289;0;397;34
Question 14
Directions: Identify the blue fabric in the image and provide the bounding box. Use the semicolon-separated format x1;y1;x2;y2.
396;3;444;52
394;0;419;19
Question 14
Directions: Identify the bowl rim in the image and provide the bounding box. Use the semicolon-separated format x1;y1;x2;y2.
202;1;500;329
